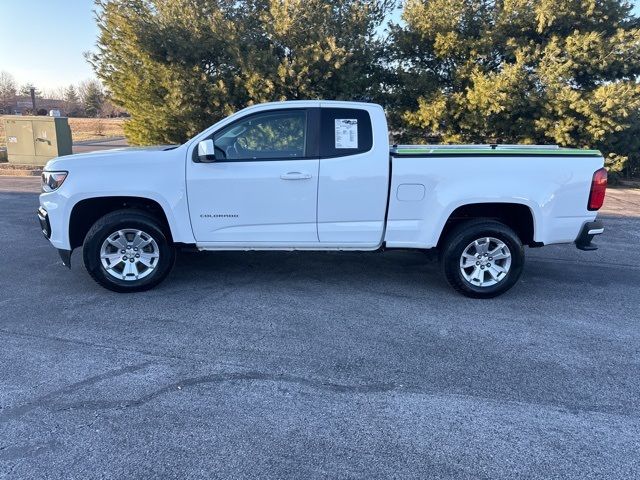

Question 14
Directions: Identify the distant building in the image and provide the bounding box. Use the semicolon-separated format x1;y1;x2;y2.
3;96;66;115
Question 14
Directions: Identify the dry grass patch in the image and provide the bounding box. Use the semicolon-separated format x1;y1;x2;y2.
68;118;126;142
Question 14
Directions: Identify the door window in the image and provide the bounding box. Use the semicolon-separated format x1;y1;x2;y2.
213;110;307;161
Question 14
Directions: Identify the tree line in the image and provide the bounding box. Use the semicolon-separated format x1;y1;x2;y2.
89;0;640;178
0;73;124;118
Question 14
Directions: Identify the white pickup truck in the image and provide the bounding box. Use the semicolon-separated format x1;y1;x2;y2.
38;101;607;297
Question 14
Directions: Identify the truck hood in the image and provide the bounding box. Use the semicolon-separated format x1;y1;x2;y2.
44;145;180;171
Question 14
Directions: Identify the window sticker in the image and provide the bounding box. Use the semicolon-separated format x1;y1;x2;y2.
335;119;358;149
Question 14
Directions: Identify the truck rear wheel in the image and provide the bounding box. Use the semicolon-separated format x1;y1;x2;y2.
440;219;524;298
82;210;175;293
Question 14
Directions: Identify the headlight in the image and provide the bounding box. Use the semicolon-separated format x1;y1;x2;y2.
41;171;68;192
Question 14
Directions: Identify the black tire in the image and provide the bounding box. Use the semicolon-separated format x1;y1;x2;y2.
440;219;524;298
82;210;175;293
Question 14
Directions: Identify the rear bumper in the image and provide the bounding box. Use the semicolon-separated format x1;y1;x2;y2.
575;220;604;251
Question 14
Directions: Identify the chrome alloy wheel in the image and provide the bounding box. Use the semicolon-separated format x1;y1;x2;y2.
459;237;512;288
100;229;160;281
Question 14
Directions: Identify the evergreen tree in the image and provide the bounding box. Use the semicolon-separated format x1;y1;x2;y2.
88;0;394;145
63;85;81;116
389;0;640;177
19;83;41;98
80;80;105;117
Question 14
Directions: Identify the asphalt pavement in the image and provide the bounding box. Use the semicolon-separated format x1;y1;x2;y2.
1;178;639;479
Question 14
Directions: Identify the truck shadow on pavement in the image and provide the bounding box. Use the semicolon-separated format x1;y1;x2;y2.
168;249;453;300
165;243;640;300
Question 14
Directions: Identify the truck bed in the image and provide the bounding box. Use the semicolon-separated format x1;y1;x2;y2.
385;144;604;249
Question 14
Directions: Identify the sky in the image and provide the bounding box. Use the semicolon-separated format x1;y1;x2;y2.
0;0;99;92
0;0;639;93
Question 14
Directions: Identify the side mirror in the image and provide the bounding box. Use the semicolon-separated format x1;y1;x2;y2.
197;139;216;162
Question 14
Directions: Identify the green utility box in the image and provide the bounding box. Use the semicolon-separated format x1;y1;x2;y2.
2;116;73;165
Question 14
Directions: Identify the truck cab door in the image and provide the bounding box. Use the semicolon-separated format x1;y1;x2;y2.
316;106;390;246
186;108;320;245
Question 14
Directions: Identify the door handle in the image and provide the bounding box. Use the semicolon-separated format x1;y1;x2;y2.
280;172;312;180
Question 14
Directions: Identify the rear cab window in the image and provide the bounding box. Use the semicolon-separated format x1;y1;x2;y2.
320;108;373;158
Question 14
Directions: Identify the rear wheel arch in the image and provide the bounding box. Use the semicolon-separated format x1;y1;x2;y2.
69;196;173;250
436;202;537;247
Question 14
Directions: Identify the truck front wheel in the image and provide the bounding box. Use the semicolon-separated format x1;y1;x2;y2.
82;210;175;293
440;220;524;298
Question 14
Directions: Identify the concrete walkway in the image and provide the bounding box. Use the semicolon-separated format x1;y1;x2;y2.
72;137;128;154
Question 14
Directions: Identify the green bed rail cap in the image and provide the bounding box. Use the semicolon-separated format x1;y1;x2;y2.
391;144;602;157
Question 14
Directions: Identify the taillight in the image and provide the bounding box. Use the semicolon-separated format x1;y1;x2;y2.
588;167;607;211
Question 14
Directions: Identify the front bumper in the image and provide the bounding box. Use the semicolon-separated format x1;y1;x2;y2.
575;220;604;251
39;189;71;250
37;206;51;239
57;248;72;268
37;206;72;268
